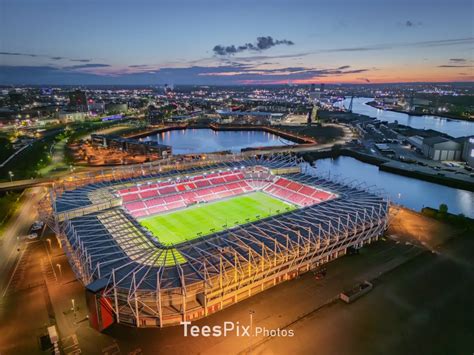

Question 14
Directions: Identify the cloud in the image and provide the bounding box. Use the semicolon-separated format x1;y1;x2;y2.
322;45;391;53
0;51;93;63
438;58;473;68
64;63;111;70
0;63;369;85
128;64;150;68
404;20;422;27
438;64;472;68
213;36;294;56
70;59;91;63
221;52;309;64
318;37;473;54
197;65;369;82
0;51;38;57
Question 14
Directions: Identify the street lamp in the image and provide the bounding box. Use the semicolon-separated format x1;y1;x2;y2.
8;171;14;182
56;263;62;278
46;238;52;250
71;299;76;318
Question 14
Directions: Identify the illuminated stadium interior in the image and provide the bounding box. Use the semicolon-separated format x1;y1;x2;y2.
115;167;335;246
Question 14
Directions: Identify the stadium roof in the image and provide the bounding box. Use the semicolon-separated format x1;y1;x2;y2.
59;157;389;291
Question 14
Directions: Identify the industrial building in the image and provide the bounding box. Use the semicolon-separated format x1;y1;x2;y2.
462;136;474;166
421;136;462;161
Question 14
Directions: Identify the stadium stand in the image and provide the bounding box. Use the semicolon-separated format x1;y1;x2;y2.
119;169;334;218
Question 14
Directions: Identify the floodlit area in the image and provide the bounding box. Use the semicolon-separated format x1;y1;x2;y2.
139;192;296;245
52;156;389;328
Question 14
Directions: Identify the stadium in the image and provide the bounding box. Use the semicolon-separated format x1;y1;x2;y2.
49;155;390;329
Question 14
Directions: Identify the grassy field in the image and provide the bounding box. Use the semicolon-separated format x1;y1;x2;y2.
139;192;295;245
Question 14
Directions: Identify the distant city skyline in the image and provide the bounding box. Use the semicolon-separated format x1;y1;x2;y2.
0;0;473;85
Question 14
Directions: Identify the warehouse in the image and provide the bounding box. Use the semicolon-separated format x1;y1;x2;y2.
421;136;462;161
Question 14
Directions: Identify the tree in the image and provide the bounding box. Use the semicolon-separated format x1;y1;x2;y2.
439;203;448;214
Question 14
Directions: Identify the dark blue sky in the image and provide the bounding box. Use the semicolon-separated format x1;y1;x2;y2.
0;0;472;85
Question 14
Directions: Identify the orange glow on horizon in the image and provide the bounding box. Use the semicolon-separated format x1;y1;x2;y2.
237;65;474;85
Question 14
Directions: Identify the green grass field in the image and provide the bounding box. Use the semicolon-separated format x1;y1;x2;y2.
139;192;295;245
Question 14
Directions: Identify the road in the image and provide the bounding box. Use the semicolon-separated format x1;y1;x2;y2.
242;123;355;156
0;187;46;294
38;138;69;176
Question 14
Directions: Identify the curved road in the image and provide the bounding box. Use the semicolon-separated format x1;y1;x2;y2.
0;186;47;295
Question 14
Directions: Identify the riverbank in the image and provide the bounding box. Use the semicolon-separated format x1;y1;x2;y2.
366;100;473;123
300;148;474;192
306;155;473;217
345;97;472;138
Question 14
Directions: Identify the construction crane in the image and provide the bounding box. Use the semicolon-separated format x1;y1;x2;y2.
347;95;354;113
307;105;319;126
409;90;415;112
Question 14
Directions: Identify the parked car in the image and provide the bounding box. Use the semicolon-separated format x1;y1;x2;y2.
27;233;38;240
314;268;327;280
30;220;44;231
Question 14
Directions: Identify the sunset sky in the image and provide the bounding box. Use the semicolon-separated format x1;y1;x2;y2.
0;0;473;85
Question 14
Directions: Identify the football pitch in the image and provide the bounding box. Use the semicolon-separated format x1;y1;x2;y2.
139;192;295;245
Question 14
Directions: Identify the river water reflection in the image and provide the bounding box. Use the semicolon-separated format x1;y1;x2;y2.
344;97;474;138
141;129;294;154
313;156;473;218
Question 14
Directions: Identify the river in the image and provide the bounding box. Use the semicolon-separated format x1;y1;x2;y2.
342;97;474;138
312;156;473;218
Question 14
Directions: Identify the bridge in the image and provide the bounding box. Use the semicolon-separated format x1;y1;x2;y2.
0;178;53;192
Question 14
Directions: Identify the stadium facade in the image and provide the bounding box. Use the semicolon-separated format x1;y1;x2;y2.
49;155;390;329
